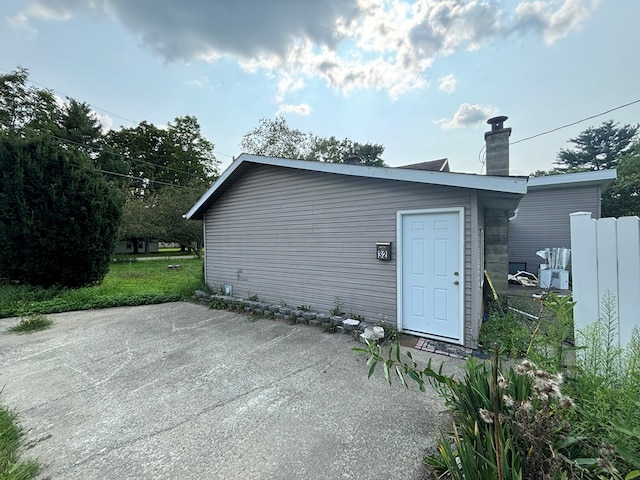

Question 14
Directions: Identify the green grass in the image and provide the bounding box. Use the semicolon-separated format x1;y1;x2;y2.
117;247;199;259
0;403;39;479
0;258;206;318
7;314;53;333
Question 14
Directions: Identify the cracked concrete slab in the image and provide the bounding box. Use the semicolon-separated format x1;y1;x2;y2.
0;302;464;479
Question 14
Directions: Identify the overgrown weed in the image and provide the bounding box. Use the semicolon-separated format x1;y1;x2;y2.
8;313;52;333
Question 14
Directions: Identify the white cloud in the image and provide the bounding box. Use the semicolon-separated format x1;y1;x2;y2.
513;0;597;44
15;0;597;99
276;74;305;102
435;103;498;129
6;13;37;35
276;103;313;116
94;112;113;133
438;74;457;93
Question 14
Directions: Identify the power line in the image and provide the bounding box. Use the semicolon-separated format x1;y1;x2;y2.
0;66;139;126
510;99;640;146
1;65;231;166
98;169;199;189
214;151;235;159
49;132;216;181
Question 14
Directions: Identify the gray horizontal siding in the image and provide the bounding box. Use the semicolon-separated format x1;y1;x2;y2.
204;164;475;341
508;186;601;273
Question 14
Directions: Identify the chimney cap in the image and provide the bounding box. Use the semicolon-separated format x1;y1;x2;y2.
487;115;508;131
344;152;361;165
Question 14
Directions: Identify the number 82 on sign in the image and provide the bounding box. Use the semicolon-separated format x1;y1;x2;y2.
376;242;391;261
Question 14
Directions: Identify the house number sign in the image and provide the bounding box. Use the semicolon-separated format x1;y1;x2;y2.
376;242;392;261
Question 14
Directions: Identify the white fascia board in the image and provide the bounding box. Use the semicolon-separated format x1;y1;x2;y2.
185;155;245;219
528;169;617;189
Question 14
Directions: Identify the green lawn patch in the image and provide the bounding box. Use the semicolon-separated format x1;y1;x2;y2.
0;403;39;479
0;258;206;318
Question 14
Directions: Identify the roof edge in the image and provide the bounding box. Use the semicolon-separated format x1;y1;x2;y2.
186;153;528;219
528;169;617;190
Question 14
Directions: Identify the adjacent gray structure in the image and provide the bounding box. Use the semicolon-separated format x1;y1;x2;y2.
187;121;526;348
508;170;616;274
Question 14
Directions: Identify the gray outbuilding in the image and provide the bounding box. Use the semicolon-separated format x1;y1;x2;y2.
508;169;616;274
187;119;526;348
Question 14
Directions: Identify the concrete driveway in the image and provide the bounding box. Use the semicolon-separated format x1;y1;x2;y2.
0;302;464;479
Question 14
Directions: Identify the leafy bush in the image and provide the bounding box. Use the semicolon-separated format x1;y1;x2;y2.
0;133;123;288
480;310;532;358
479;292;575;371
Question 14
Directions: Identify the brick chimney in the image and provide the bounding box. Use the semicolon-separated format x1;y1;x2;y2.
483;115;512;297
484;115;511;176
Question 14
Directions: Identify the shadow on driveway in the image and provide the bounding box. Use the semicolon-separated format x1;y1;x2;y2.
0;302;464;480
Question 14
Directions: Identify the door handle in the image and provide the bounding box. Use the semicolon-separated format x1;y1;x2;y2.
453;280;459;285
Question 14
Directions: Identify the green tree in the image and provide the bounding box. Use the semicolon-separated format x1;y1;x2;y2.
57;99;104;154
105;121;175;194
168;115;219;184
105;116;218;194
0;133;123;288
117;193;164;254
555;120;639;171
0;66;60;135
240;116;312;159
155;182;207;256
308;135;385;166
602;145;640;217
105;116;218;250
241;116;385;166
536;121;640;218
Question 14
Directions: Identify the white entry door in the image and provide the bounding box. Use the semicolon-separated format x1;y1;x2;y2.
400;210;463;343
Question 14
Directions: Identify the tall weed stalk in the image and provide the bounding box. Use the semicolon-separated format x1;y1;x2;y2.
565;291;640;474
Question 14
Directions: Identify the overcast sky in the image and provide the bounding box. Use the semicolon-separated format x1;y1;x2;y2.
2;0;638;175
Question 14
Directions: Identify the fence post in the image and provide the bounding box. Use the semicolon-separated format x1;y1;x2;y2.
570;212;598;336
596;217;620;345
617;216;640;348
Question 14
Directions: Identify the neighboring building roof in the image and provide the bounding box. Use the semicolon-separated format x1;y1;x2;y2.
186;154;528;220
527;169;617;191
396;158;450;172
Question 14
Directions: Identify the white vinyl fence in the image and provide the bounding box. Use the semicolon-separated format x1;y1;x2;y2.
570;212;640;348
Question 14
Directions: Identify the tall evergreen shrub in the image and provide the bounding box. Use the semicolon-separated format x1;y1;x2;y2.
0;133;123;287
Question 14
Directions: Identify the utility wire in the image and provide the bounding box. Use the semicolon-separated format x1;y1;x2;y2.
477;98;640;173
0;67;228;173
0;66;139;126
49;132;216;181
98;169;200;189
510;99;640;146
